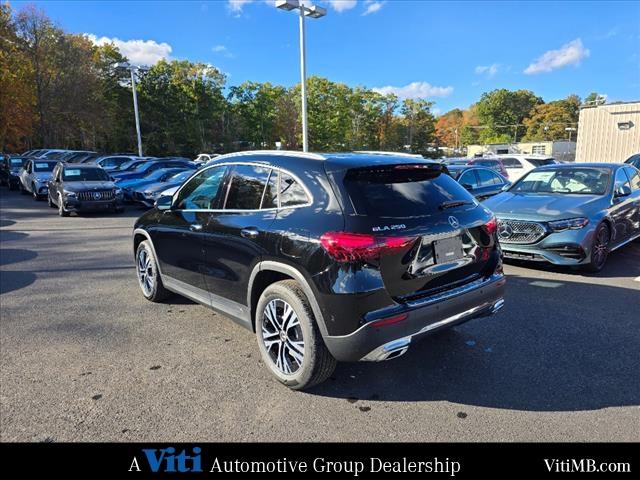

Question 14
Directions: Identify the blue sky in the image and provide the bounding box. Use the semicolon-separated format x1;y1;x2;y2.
14;0;640;113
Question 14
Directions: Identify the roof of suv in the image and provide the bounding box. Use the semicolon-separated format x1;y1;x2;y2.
212;150;439;172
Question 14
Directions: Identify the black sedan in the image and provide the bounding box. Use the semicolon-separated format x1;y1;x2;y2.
0;156;28;190
446;165;510;201
47;163;124;216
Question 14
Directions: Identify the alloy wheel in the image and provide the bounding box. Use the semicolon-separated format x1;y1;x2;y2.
261;299;304;375
591;225;609;269
137;248;155;296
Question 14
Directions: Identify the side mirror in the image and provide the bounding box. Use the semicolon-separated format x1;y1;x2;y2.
615;185;632;198
501;183;511;192
461;183;474;191
155;195;173;210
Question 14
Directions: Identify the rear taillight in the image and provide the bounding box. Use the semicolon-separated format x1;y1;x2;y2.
483;217;497;235
320;231;416;263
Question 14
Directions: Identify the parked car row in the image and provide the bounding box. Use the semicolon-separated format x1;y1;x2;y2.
441;154;558;182
1;150;200;216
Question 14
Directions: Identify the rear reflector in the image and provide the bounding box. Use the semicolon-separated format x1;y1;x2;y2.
320;231;416;263
370;313;408;328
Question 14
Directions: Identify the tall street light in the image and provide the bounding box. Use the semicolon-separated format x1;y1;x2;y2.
114;62;149;157
276;0;327;152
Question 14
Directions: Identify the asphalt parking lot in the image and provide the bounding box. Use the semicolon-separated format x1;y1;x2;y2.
1;188;639;442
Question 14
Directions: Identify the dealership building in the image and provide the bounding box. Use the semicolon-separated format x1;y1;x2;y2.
575;101;640;163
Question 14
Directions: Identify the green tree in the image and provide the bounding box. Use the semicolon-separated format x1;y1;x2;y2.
523;95;580;141
476;89;543;143
401;98;436;154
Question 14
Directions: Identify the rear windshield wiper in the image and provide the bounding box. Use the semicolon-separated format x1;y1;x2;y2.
438;200;473;210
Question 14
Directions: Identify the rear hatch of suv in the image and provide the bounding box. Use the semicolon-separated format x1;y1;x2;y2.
325;161;499;302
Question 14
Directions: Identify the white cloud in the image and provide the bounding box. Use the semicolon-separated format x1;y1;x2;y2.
524;39;590;75
328;0;358;12
474;63;499;77
85;34;172;65
212;44;235;58
227;0;254;12
363;1;384;15
373;81;454;99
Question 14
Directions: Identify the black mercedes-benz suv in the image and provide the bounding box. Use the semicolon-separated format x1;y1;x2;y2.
133;152;505;389
48;163;124;216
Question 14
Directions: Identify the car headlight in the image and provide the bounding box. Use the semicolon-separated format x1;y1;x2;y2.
114;187;123;196
548;217;589;232
63;190;76;198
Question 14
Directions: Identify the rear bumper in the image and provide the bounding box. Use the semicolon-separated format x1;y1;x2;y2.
322;273;506;362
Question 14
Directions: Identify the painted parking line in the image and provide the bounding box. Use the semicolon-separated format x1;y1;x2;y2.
635;276;640;282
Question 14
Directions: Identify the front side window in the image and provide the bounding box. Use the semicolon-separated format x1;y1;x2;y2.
623;166;640;191
224;165;271;210
458;171;478;188
614;168;631;195
175;166;227;210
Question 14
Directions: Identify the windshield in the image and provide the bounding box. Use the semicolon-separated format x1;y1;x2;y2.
473;160;498;167
120;160;142;171
33;161;56;172
511;168;610;195
133;162;152;171
168;171;192;182
10;158;26;168
144;168;174;180
63;168;110;181
526;158;556;167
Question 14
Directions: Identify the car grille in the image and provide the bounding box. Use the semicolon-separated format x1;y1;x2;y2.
497;219;546;244
77;190;115;202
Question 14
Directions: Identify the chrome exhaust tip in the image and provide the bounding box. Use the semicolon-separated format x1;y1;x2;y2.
362;337;411;362
490;298;505;314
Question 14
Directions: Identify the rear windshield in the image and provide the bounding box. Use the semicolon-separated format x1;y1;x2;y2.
343;164;473;218
473;160;498;167
10;158;25;167
63;168;110;181
526;158;556;167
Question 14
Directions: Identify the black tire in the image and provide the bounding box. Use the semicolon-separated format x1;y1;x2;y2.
58;194;70;217
8;182;16;191
32;184;40;201
47;193;56;208
255;280;336;390
583;222;610;273
135;240;171;302
19;182;27;195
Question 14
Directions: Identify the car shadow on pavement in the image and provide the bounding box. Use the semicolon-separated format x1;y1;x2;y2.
310;274;640;412
0;270;37;294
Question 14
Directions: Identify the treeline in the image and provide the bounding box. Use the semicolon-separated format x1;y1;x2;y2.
1;3;601;156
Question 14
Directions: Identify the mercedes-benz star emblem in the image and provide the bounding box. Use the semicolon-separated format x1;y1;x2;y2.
498;223;513;239
448;216;460;229
93;192;102;200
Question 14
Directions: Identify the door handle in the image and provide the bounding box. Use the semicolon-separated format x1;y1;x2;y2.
241;228;259;239
189;224;203;232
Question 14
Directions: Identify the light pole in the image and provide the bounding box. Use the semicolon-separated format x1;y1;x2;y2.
276;0;327;152
565;127;577;142
114;62;148;157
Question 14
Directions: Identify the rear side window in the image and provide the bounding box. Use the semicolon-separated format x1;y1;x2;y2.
477;169;502;186
225;165;271;210
279;172;309;207
343;164;473;218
